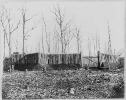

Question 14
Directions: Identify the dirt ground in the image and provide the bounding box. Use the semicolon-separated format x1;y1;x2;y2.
2;68;124;99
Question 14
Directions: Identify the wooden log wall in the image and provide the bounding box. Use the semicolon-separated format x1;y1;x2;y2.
4;52;82;71
10;52;82;71
38;53;82;66
38;53;48;65
15;53;39;65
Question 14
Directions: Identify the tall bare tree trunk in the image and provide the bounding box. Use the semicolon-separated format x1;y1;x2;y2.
8;19;12;72
23;15;25;57
88;37;91;69
67;28;70;53
60;27;64;64
19;6;37;59
42;14;50;54
8;18;13;71
41;24;44;53
97;51;100;68
76;28;80;53
107;21;112;70
4;33;5;58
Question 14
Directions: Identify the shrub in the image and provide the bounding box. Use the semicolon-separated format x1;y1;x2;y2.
109;76;124;98
2;89;7;99
110;84;124;98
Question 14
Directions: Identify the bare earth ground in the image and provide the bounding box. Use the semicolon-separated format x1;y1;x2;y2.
2;68;124;99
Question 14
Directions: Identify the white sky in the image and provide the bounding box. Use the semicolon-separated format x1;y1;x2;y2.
0;1;125;57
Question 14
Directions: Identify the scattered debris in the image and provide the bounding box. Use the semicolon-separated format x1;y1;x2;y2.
2;69;124;99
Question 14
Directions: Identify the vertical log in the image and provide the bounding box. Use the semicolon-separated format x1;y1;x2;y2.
97;51;100;68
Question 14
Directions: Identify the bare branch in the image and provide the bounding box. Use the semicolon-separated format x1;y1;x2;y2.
50;9;60;21
54;18;60;25
18;6;27;16
25;24;37;36
62;17;74;32
10;21;20;34
25;15;36;22
12;38;18;51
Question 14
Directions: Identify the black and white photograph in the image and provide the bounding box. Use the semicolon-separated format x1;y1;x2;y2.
0;0;125;99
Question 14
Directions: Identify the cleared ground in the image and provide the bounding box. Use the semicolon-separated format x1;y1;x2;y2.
2;68;124;99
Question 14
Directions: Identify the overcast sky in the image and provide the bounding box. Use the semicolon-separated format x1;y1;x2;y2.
0;1;125;57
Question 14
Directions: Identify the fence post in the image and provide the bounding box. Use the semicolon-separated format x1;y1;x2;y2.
80;51;83;68
97;51;100;68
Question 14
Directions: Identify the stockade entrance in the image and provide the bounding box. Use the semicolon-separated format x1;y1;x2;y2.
82;51;118;70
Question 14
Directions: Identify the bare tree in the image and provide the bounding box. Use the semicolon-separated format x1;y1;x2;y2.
92;36;96;56
97;35;100;52
95;31;100;53
48;32;51;53
19;6;37;57
53;27;56;53
75;27;81;53
107;21;122;66
51;4;75;54
87;37;91;67
1;4;20;71
53;26;60;54
41;20;44;53
42;14;50;54
12;39;18;52
0;10;7;58
53;26;57;53
106;20;119;70
67;27;70;53
1;5;20;57
63;27;76;53
106;21;112;70
38;38;41;53
104;42;107;54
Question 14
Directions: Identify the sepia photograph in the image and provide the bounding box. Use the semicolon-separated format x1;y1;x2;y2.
0;0;125;99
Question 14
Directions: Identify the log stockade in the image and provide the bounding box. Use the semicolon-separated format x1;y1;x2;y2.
4;51;120;71
4;53;82;71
